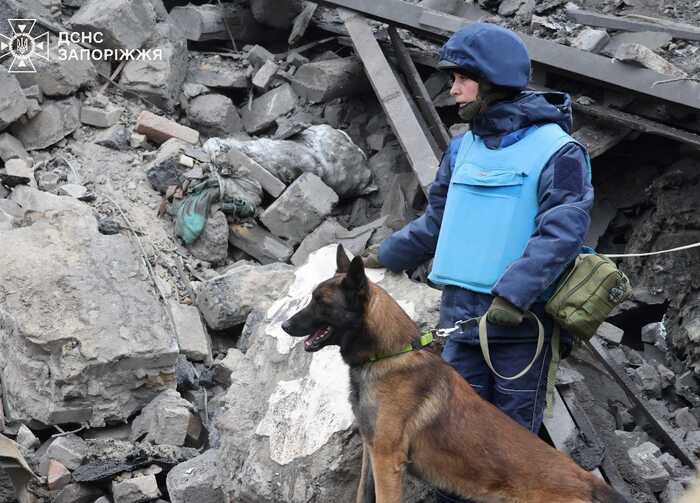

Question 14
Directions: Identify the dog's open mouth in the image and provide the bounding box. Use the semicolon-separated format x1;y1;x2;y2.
304;326;332;352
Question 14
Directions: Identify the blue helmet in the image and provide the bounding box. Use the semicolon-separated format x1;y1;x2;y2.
438;22;531;90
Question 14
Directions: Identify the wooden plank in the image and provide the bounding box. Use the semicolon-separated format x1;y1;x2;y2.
388;26;451;153
566;6;700;42
339;9;440;193
572;122;631;159
313;0;700;111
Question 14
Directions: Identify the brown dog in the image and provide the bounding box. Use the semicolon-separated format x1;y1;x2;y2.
282;245;630;503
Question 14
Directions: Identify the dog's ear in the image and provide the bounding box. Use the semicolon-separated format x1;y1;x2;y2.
343;256;368;293
336;244;351;273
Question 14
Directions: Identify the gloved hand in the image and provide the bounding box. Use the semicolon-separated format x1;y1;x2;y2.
486;296;524;327
361;243;383;269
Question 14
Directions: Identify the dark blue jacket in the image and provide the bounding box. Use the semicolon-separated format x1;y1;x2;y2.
378;91;594;343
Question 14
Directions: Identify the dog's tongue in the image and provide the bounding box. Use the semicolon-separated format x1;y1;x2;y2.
304;327;329;350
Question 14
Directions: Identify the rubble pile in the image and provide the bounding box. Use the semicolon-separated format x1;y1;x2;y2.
0;0;699;502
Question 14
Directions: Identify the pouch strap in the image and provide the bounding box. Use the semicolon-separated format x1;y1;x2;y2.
478;311;544;381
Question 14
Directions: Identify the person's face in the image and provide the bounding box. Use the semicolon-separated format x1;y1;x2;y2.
450;73;479;104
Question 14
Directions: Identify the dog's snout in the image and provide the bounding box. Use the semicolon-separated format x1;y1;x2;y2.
281;319;291;334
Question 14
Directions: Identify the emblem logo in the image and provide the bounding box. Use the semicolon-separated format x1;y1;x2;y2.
0;19;50;73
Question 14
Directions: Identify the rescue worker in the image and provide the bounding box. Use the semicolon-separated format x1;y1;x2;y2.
363;22;594;503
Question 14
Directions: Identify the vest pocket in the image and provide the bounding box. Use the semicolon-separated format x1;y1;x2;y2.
434;165;527;290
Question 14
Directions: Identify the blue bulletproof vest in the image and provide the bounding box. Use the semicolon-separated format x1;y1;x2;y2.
429;123;583;293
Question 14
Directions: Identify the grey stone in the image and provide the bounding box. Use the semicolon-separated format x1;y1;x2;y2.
214;245;441;502
25;98;41;119
242;83;298;133
15;424;39;450
120;37;189;113
182;83;209;99
187;210;229;267
80;103;121;128
571;28;610;53
685;430;700;455
58;183;88;199
131;390;196;446
196;262;295;330
252;60;279;91
615;43;686;78
146;138;191;193
213;348;244;386
660;480;686;503
657;453;683;477
52;483;102;503
169;301;212;363
187;56;250;88
596;322;624;344
658;364;675;390
68;0;158;50
0;68;28;130
674;407;699;432
614;429;649;451
641;322;665;345
261;173;338;245
170;3;245;41
112;475;161;503
0;202;177;426
228;222;294;265
250;0;303;30
10;97;80;150
95;125;131;151
3;158;35;187
166;450;226;503
247;44;275;70
0;133;28;161
602;31;673;57
22;85;43;103
498;0;526;16
291;58;367;103
287;52;309;67
187;94;243;137
45;434;87;469
47;459;72;491
635;363;662;397
627;442;669;492
288;1;317;46
15;43;97;97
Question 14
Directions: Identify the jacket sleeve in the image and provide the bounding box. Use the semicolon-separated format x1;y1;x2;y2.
377;137;460;272
491;142;594;310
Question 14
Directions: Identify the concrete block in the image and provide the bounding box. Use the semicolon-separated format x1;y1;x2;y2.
187;210;229;266
10;97;80;150
246;44;275;69
169;301;212;363
130;133;147;149
187;94;243;137
112;475;161;503
80;104;121;128
52;483;102;503
213;148;286;197
291;58;367;103
131;390;196;446
46;434;87;470
597;322;624;344
0;133;29;161
16;424;39;450
187;56;250;88
260;173;338;245
0;68;28;130
3;158;36;187
627;441;669;492
47;460;72;491
68;0;158;50
571;28;610;53
252;60;279;91
135;111;199;145
615;43;687;78
228;222;294;265
635;363;662;398
166;450;226;503
171;3;252;41
641;322;665;345
242;83;298;133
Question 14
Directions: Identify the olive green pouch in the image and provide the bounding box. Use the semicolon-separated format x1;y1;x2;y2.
545;254;631;341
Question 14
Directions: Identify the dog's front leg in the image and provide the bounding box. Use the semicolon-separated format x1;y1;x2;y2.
357;441;375;503
369;446;405;503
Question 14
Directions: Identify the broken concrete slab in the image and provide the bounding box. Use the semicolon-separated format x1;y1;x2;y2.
571;28;610;53
260;172;339;245
113;475;161;503
169;301;212;363
187;56;250;89
166;449;226;503
252;60;279;91
135;111;199;145
597;321;624;344
228;222;294;265
241;83;298;133
635;363;663;398
196;262;295;330
627;442;670;492
247;44;275;70
80;101;122;128
131;390;197;447
186;94;243;137
0;69;28;131
120;37;189;113
602;31;673;57
171;2;252;41
0;206;178;427
68;0;158;50
291;58;368;103
0;133;29;162
45;434;87;470
290;217;381;266
187;210;229;266
10;97;80;150
615;43;687;78
641;321;665;345
213;148;286;198
14;43;97;97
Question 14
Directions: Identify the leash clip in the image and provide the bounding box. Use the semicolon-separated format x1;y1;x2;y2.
433;317;480;337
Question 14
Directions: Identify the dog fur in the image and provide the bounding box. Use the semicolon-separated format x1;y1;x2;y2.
282;245;630;503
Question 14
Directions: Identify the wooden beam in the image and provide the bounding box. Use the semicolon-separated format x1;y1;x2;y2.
566;6;700;42
572;122;631;159
339;9;440;193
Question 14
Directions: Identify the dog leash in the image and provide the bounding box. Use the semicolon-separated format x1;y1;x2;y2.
601;240;700;258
